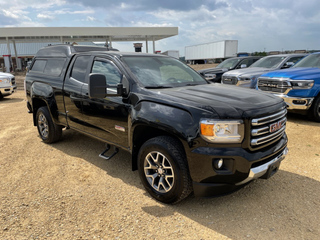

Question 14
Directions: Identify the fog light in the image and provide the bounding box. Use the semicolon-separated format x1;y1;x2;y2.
293;100;306;105
213;158;224;169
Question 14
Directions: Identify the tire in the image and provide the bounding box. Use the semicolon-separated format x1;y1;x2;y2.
36;106;62;143
308;95;320;122
138;136;192;204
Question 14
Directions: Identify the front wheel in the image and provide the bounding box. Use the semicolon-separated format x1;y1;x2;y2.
36;106;62;143
308;95;320;122
138;136;192;204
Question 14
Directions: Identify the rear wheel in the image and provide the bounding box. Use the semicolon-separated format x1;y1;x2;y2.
36;106;62;143
138;136;192;204
308;95;320;122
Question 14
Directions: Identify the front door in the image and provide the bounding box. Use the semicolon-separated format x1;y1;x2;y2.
80;57;130;148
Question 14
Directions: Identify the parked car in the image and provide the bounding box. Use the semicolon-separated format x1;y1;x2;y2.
0;72;16;99
198;56;261;83
221;54;307;88
257;52;320;122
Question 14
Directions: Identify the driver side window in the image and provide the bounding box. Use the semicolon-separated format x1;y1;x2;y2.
91;60;122;85
238;59;249;68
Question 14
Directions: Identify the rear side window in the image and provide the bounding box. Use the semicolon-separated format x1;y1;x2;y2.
44;59;66;76
30;60;46;72
30;58;66;76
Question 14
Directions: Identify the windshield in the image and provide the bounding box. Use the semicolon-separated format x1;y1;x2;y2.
216;58;241;69
293;54;320;68
122;56;208;88
250;56;285;68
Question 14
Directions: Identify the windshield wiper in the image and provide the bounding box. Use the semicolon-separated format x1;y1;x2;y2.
145;85;173;89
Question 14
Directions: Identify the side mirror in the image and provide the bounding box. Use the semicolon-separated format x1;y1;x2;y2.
282;62;294;69
121;75;129;96
89;73;128;98
240;64;247;68
89;73;107;98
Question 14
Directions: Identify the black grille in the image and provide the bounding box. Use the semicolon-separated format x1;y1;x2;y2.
258;78;291;93
250;108;287;149
11;77;15;85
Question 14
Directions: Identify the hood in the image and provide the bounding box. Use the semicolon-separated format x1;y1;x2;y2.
147;83;284;119
0;72;14;78
261;67;320;80
223;67;275;77
199;68;229;74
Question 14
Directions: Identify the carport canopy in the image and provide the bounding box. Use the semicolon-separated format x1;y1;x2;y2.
0;27;178;71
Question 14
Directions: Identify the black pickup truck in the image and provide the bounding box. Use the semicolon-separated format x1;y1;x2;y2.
25;45;288;204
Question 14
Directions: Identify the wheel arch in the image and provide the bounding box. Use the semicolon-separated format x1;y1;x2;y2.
32;97;50;126
30;81;59;126
308;91;320;122
131;124;187;172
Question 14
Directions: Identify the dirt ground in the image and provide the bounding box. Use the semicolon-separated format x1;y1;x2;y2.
0;70;319;239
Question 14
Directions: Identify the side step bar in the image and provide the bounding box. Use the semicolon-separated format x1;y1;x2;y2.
99;144;119;160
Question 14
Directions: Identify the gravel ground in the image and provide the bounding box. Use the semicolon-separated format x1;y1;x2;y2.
0;72;319;239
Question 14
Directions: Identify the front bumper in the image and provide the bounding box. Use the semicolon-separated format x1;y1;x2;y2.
188;134;288;197
275;94;313;110
236;147;288;185
0;85;16;96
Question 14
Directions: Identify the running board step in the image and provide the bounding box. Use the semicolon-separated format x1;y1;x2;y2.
99;144;119;160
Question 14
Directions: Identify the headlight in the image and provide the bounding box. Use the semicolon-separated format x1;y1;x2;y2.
200;119;244;143
0;78;10;83
239;77;251;81
239;75;258;81
204;73;216;80
290;80;314;89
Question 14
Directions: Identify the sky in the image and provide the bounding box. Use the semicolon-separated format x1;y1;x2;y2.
1;0;320;56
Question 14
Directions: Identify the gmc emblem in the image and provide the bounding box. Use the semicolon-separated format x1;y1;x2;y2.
269;120;283;133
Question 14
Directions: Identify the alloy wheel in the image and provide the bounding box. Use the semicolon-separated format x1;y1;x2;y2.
144;151;174;193
38;113;49;138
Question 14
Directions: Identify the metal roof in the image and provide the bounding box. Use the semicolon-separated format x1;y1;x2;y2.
0;42;96;56
0;27;178;43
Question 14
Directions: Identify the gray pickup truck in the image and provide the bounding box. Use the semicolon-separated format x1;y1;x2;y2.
221;54;306;88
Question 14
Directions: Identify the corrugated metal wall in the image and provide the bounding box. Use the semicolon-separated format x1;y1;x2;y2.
185;40;238;60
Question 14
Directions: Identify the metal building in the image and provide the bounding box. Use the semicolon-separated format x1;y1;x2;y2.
0;27;178;72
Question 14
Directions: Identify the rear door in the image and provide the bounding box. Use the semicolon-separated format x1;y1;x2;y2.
63;54;92;130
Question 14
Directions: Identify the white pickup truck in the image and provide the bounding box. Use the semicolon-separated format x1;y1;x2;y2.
0;72;16;99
